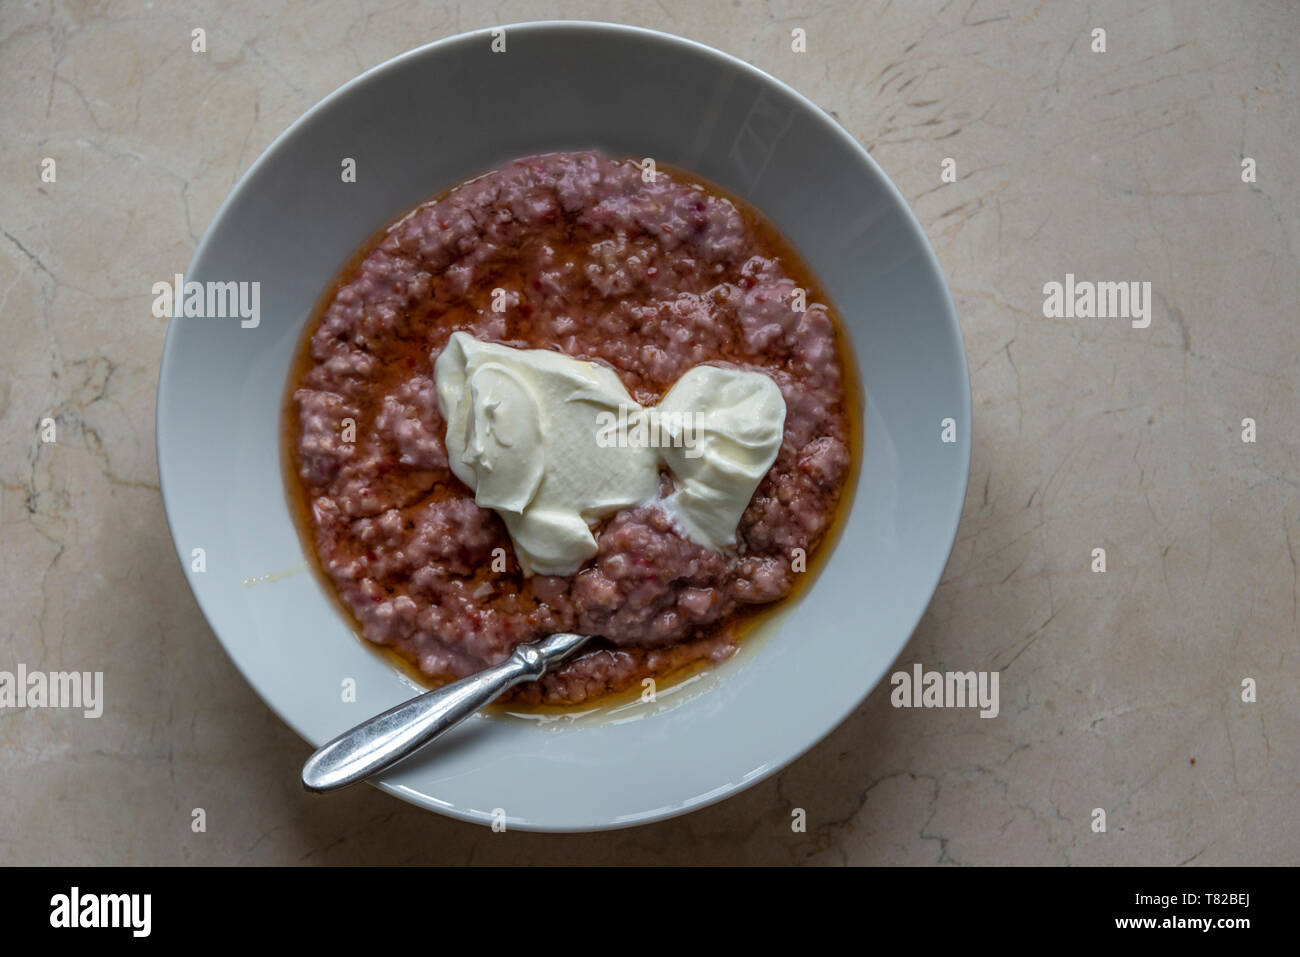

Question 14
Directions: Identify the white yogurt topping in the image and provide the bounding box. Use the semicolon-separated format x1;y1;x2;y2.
656;364;788;550
434;332;785;576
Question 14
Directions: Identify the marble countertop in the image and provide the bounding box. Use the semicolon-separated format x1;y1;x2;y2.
2;0;1296;864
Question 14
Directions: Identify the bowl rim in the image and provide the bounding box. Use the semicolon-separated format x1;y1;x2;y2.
156;18;972;830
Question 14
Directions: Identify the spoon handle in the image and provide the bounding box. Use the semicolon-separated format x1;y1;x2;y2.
302;632;592;792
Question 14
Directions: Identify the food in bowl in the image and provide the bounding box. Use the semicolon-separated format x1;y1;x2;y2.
286;150;856;705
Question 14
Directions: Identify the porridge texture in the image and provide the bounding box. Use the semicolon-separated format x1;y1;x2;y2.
290;151;853;704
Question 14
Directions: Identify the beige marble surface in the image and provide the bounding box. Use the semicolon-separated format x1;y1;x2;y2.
2;0;1297;865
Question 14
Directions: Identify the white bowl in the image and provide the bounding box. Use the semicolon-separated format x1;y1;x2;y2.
156;21;971;831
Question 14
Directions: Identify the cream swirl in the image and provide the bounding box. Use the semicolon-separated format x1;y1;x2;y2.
434;332;785;576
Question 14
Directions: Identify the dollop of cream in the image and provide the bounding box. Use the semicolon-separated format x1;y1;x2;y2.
434;332;785;576
657;365;787;549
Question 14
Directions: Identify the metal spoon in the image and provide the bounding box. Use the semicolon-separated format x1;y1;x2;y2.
302;631;592;792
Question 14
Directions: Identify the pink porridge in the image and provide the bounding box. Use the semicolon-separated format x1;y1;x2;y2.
287;151;856;706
